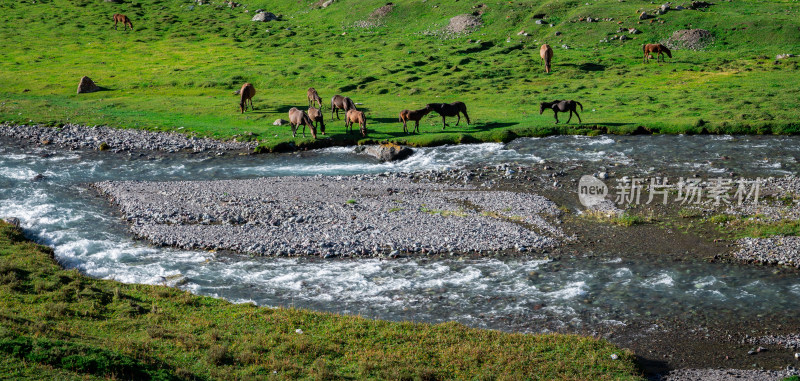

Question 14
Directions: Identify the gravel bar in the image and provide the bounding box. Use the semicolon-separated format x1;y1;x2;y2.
92;173;564;257
655;367;800;381
0;123;256;152
734;236;800;268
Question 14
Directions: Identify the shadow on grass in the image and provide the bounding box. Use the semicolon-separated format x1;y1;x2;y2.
559;63;607;72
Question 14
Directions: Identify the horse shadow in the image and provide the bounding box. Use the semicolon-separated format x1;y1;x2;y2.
559;63;607;72
470;122;518;131
371;117;400;124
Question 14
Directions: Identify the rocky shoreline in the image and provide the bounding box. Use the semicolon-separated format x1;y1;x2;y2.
0;123;256;153
92;173;564;257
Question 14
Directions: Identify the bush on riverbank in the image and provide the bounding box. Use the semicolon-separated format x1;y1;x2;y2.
1;0;799;151
0;221;641;379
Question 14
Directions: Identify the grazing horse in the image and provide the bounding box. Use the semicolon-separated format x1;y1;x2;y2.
239;83;255;113
307;107;325;135
540;44;553;73
113;14;133;31
307;88;323;109
345;109;367;137
331;95;356;120
540;100;583;124
643;44;672;63
288;107;317;138
426;102;470;130
399;106;432;134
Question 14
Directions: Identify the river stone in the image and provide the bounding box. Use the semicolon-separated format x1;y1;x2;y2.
251;12;278;22
77;76;100;94
358;143;414;162
3;217;20;228
273;119;288;126
321;0;335;7
639;11;650;20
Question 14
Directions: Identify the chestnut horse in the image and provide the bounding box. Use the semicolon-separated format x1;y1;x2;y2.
288;107;317;138
345;109;367;137
307;88;323;109
426;102;470;130
399;106;432;134
308;107;325;135
540;100;583;124
113;14;133;31
239;83;255;113
331;94;356;120
643;44;672;63
540;44;553;73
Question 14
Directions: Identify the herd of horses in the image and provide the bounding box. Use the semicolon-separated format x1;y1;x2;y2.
111;13;675;139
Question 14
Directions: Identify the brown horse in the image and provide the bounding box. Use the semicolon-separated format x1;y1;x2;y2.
540;100;583;124
540;44;553;73
307;88;323;109
426;102;470;130
399;106;432;134
307;107;325;135
288;107;317;138
331;94;356;120
113;14;133;31
345;109;367;137
643;44;672;63
239;83;255;113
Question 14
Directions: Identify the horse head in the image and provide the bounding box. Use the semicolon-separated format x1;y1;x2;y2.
539;102;547;114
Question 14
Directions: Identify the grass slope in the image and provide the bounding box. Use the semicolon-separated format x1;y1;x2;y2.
0;221;642;379
1;0;799;151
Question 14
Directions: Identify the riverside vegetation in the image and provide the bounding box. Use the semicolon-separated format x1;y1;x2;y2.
0;221;641;379
0;0;799;152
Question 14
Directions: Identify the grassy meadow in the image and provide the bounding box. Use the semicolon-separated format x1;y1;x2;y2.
0;221;642;379
0;0;799;151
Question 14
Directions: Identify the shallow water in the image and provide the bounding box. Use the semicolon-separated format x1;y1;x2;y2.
1;135;799;333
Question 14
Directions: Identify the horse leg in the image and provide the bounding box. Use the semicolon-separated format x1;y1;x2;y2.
575;109;582;124
402;119;407;134
302;124;306;138
553;111;559;124
441;116;447;130
414;120;420;134
566;110;573;124
455;114;461;126
291;124;297;138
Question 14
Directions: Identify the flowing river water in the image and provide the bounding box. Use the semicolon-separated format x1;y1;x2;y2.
1;135;800;335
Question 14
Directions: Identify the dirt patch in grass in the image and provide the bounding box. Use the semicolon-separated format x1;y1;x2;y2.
445;14;482;34
663;29;714;50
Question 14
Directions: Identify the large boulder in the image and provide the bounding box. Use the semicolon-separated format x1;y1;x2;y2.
251;12;278;22
357;143;414;162
77;76;100;94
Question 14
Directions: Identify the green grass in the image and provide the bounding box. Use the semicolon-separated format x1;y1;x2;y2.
0;221;642;379
708;214;800;238
1;0;799;152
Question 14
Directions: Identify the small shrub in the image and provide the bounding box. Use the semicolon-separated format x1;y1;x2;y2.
206;344;229;365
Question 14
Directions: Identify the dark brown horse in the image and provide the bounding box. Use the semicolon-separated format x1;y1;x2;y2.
307;107;325;135
288;107;317;139
239;83;255;113
426;102;470;130
345;109;367;137
399;106;432;134
643;43;672;63
307;88;323;109
540;100;583;124
331;95;356;120
113;14;133;31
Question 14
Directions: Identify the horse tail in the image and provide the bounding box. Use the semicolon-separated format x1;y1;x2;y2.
576;101;583;111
